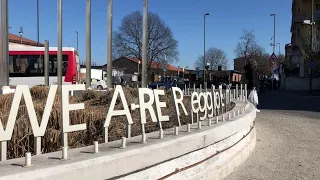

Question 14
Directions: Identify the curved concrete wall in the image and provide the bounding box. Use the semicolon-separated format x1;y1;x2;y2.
0;100;256;180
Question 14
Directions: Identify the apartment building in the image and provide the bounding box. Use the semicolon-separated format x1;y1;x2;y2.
291;0;320;77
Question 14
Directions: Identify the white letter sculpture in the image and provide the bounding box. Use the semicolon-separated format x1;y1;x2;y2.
172;87;188;126
153;89;169;125
138;88;158;124
0;85;57;141
62;84;87;133
104;85;133;127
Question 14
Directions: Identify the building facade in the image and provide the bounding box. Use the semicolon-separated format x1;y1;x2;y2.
108;57;189;82
291;0;320;77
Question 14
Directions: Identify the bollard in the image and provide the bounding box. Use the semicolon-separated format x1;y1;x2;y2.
187;124;191;132
142;133;147;144
208;118;212;126
216;116;219;124
237;109;240;115
94;141;99;153
198;121;202;129
159;129;164;139
174;127;179;135
120;137;127;149
228;113;231;120
0;141;7;161
233;111;236;117
222;114;225;121
24;152;33;167
61;146;69;160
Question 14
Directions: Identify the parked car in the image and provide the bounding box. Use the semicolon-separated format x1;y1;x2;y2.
81;78;107;90
148;77;185;90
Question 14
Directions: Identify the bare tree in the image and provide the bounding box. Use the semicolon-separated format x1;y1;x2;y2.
112;11;179;69
297;24;320;61
235;29;257;61
195;48;228;70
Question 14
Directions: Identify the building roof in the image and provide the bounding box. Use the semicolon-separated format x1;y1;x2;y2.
9;33;44;47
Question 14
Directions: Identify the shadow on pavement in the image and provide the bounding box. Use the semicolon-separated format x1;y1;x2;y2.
257;90;320;119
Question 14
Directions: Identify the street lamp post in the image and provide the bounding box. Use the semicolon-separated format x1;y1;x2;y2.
270;14;276;54
141;0;148;88
203;13;209;87
75;31;79;51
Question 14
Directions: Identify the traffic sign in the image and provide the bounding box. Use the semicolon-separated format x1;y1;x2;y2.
269;53;279;70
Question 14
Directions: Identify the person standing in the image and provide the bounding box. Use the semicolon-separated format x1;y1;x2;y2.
242;59;260;111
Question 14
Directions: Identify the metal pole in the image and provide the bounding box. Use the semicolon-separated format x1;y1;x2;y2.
0;0;9;88
44;40;49;86
203;14;206;87
85;0;91;89
19;27;23;45
141;0;148;88
107;0;113;89
57;0;62;87
273;14;276;54
309;0;314;93
75;31;78;51
37;0;40;47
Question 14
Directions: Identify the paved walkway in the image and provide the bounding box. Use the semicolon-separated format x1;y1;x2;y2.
225;91;320;180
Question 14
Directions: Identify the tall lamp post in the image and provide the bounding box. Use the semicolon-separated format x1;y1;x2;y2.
270;14;276;54
203;13;209;87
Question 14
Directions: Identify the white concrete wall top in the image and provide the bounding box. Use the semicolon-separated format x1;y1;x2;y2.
0;100;256;180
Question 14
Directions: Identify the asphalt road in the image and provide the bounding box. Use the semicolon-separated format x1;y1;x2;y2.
225;91;320;180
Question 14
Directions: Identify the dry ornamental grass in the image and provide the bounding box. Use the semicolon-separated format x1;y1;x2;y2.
0;86;234;159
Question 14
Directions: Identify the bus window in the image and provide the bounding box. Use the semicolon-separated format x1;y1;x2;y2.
9;54;68;77
49;55;68;76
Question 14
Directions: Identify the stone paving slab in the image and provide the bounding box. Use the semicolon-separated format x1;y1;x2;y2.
225;91;320;180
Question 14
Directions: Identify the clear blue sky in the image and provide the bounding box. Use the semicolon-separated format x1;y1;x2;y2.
8;0;292;69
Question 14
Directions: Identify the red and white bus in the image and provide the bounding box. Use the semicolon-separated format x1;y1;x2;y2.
8;46;80;87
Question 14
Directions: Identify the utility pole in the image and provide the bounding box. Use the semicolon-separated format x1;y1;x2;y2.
85;0;91;89
141;0;148;88
106;0;113;88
